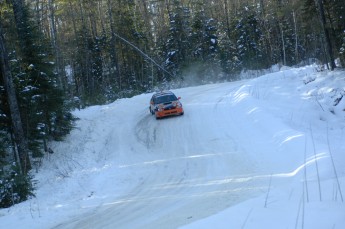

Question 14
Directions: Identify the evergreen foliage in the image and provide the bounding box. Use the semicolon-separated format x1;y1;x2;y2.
0;163;34;208
5;2;74;155
1;0;73;208
231;6;265;70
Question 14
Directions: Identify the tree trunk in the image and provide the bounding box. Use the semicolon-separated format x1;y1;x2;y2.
316;0;336;70
292;10;299;64
48;0;66;90
0;23;31;174
107;0;121;90
223;0;231;40
12;0;31;60
279;23;286;66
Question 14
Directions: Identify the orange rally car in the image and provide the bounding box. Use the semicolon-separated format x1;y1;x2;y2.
149;91;184;119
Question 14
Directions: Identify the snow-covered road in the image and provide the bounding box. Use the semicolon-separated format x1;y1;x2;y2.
52;73;315;228
2;65;344;229
53;81;274;228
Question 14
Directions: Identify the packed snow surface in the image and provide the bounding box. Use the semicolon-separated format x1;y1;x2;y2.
1;65;345;228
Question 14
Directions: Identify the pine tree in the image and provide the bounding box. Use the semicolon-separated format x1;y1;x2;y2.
164;1;191;79
1;17;34;208
9;0;74;156
231;5;265;70
1;0;74;208
0;162;34;208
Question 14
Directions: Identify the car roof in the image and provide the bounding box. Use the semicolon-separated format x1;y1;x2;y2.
152;91;175;98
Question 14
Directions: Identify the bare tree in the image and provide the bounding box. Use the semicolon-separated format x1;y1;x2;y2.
315;0;336;70
48;0;67;90
107;0;121;90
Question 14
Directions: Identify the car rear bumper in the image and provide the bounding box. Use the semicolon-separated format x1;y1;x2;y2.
155;107;184;118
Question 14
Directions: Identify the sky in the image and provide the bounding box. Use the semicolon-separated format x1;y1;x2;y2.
1;64;345;229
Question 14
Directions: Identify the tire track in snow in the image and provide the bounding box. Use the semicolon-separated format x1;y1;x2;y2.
134;114;158;149
54;82;269;229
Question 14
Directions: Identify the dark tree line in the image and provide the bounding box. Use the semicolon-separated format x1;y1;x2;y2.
34;0;344;106
1;0;74;207
1;0;344;207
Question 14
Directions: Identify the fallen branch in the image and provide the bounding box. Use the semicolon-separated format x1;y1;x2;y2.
326;125;343;202
310;123;322;201
112;32;174;78
264;174;273;208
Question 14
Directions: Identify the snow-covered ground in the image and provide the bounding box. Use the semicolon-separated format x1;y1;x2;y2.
1;65;345;229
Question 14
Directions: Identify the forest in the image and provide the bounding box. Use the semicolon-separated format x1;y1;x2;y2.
0;0;344;208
